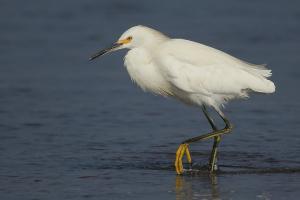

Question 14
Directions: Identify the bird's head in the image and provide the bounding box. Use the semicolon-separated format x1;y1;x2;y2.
89;25;168;60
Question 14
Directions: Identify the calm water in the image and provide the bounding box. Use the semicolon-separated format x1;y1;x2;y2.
1;0;300;199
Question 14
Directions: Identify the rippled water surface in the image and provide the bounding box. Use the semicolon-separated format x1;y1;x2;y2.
1;0;300;199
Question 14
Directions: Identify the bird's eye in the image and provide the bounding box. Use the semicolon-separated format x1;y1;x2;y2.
127;36;133;41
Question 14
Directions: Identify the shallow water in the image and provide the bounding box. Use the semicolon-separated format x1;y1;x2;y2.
1;0;300;199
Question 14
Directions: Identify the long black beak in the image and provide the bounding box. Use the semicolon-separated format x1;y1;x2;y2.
89;43;122;61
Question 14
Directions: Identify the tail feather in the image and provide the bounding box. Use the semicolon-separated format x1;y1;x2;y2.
237;61;275;93
236;58;272;78
254;79;276;93
238;68;275;94
250;68;272;78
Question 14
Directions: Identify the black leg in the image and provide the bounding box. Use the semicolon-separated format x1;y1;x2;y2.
174;107;233;174
183;108;232;172
182;109;232;144
202;106;220;171
208;136;221;171
202;106;218;131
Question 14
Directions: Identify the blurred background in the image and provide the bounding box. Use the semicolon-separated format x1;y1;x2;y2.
0;0;300;199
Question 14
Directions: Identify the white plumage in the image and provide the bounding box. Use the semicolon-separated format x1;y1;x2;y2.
90;25;276;175
122;26;275;112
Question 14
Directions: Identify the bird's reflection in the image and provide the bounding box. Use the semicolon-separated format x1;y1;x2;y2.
175;173;220;200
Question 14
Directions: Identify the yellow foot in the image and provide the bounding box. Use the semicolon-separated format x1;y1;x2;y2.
174;143;192;175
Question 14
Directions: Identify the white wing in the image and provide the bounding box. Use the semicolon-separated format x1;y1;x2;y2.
155;39;275;96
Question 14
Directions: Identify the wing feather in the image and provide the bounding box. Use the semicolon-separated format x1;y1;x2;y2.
155;39;274;96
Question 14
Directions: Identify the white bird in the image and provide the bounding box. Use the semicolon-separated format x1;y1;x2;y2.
90;25;275;175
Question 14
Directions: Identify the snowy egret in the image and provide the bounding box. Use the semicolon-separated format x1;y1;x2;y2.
90;25;275;175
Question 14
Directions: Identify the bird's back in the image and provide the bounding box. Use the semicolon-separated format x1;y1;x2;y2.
157;39;272;78
153;39;275;108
